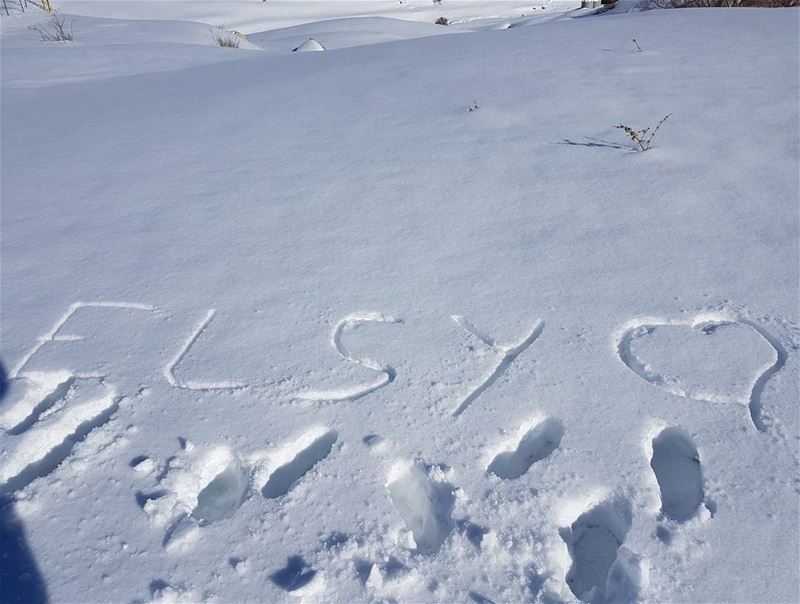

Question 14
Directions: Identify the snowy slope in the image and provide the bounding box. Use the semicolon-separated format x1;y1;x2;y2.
2;5;799;604
1;12;261;87
52;1;569;34
247;16;457;52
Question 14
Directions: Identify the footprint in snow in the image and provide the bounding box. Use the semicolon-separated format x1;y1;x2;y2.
255;427;338;499
138;427;338;552
649;426;705;523
386;461;456;555
486;417;564;480
270;555;324;597
139;441;250;552
560;497;647;603
0;372;119;494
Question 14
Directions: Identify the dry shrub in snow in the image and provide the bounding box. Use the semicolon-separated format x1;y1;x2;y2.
435;16;449;25
614;114;671;151
30;12;73;42
210;28;240;48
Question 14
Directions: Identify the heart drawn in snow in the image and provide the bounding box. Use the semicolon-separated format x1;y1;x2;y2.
615;313;787;432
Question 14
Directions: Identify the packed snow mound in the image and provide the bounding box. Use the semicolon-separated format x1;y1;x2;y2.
292;37;326;52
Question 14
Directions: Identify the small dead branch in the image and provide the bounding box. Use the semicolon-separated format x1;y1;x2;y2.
210;27;240;48
30;12;73;42
614;114;671;151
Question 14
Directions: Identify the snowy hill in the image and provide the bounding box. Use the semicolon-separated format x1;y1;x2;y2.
50;1;575;33
1;4;799;604
250;17;452;52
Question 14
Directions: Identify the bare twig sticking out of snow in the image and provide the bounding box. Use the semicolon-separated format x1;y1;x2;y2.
210;27;240;48
614;114;671;151
30;12;73;42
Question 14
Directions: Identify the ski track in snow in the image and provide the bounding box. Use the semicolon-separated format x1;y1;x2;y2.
615;313;788;432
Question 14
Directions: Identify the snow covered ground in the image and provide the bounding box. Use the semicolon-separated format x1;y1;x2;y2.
1;3;799;603
49;1;578;34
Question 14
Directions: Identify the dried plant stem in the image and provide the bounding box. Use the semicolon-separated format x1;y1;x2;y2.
210;27;240;48
614;114;671;151
30;12;73;42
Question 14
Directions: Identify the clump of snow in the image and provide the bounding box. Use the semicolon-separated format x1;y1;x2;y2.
292;36;326;52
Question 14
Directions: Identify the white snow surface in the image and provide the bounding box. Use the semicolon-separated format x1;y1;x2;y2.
292;36;326;52
50;1;579;34
1;3;799;603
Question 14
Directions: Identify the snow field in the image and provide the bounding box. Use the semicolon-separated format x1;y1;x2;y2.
1;4;798;603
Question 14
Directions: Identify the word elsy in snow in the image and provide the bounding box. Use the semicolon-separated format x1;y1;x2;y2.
7;302;786;431
7;303;545;418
